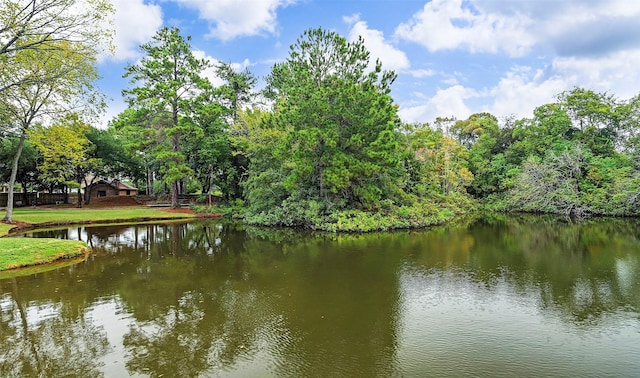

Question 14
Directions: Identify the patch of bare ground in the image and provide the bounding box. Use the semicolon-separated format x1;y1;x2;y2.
85;196;140;208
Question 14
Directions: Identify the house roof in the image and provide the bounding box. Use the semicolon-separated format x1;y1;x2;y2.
89;179;138;191
113;180;138;191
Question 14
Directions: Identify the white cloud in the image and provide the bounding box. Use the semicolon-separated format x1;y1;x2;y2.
442;77;459;86
342;13;361;25
487;49;640;120
192;50;252;88
489;66;568;119
402;51;640;125
192;50;223;86
109;0;163;61
345;16;410;72
393;0;640;123
409;69;436;78
552;50;640;99
399;85;475;124
173;0;296;41
466;0;640;58
394;0;534;57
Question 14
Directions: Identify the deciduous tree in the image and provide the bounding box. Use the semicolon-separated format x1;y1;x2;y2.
0;0;113;93
1;38;105;221
29;114;97;207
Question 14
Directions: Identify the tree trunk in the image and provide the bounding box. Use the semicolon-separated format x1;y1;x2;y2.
148;166;154;196
146;163;151;195
2;131;26;223
171;181;179;208
84;176;97;205
21;180;29;206
76;181;83;208
170;122;180;208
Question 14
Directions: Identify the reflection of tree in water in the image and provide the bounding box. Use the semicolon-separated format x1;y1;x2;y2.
96;221;271;376
404;214;640;325
223;226;404;377
123;288;269;377
111;222;403;376
0;280;110;377
13;216;640;376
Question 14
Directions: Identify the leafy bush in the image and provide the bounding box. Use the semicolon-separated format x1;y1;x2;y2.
243;194;475;233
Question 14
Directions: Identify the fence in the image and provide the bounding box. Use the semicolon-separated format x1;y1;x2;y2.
0;192;70;207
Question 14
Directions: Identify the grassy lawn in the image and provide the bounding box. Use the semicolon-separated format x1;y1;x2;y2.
0;238;88;271
2;206;193;231
0;223;11;237
0;206;196;272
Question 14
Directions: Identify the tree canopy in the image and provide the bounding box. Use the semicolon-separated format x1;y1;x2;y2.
1;0;113;222
5;21;640;229
255;28;405;216
123;26;212;208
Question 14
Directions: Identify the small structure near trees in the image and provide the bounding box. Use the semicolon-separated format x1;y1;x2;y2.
86;179;138;200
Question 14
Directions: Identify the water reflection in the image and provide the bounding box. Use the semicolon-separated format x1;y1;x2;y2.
0;285;110;377
1;216;639;377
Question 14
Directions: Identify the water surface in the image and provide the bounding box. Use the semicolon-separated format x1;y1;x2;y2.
1;215;639;377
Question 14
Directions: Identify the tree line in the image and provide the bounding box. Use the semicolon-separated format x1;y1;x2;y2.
3;8;640;229
1;0;113;222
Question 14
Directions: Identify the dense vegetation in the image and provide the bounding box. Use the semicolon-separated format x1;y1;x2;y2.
4;25;640;231
457;90;640;216
1;0;114;222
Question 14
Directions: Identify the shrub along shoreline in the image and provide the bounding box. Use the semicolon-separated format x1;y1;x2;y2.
0;207;198;272
1;198;475;272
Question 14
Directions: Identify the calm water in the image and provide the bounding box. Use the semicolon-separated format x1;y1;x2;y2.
1;215;639;377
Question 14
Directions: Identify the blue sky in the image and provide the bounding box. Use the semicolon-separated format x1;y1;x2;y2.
98;0;640;126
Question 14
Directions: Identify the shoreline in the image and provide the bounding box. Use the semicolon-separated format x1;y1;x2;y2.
0;207;220;273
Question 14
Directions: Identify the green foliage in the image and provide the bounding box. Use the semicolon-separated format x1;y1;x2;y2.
110;108;167;194
184;62;256;201
263;27;405;212
457;113;519;197
1;26;109;221
401;123;473;197
509;143;591;216
123;26;211;207
454;88;640;218
99;30;640;225
0;136;38;191
1;0;113;95
451;112;499;148
195;198;246;219
87;127;143;185
244;184;475;232
239;28;479;230
581;154;640;215
29;114;98;206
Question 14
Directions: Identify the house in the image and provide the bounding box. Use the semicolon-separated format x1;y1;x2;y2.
86;179;138;200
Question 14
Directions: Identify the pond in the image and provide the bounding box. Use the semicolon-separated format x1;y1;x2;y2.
1;215;639;377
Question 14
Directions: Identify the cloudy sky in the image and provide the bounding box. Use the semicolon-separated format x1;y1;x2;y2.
98;0;640;126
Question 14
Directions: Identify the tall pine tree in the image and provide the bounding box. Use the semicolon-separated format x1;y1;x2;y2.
123;27;210;208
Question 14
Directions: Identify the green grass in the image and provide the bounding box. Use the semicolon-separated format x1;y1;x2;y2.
0;223;11;237
0;238;88;271
2;207;193;230
0;206;196;272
